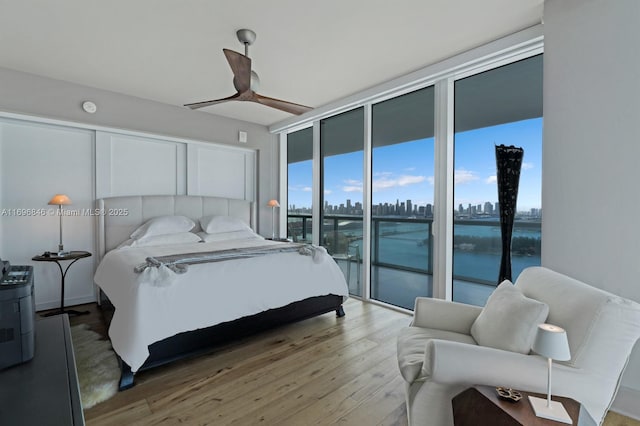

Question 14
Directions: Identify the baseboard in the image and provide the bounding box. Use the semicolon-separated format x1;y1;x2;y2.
36;295;97;312
611;385;640;420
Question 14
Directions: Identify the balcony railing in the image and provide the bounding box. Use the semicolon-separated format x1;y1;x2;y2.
287;213;541;292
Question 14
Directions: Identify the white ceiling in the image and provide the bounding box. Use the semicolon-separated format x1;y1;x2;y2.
0;0;543;127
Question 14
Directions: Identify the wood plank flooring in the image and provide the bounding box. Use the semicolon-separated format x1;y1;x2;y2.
67;300;639;426
70;299;411;425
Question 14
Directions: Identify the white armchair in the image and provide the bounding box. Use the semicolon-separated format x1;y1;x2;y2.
397;267;640;425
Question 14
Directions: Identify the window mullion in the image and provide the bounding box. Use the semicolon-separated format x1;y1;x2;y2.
433;78;454;301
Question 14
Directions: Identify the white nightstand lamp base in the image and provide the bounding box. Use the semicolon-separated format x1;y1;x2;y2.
528;395;573;424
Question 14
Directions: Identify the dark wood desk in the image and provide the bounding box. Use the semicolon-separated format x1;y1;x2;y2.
0;315;85;425
32;250;91;316
452;385;596;426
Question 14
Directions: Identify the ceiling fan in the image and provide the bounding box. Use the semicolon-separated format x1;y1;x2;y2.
184;29;312;115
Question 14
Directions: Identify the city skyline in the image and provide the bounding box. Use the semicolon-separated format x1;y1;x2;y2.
288;118;543;212
288;197;542;219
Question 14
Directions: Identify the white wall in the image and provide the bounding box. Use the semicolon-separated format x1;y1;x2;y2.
543;0;640;416
0;67;276;309
0;66;279;237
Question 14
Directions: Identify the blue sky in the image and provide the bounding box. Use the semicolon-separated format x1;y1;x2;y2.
288;118;542;212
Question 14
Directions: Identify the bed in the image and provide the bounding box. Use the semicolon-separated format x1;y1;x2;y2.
93;195;348;390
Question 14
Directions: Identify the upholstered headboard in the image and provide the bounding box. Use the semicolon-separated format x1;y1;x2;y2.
96;195;255;261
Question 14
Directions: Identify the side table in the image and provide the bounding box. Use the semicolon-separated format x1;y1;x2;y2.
32;250;92;316
452;385;596;426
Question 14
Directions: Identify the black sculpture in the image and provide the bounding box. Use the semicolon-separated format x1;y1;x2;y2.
495;144;524;283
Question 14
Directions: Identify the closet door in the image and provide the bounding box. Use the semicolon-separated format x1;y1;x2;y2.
187;143;256;201
95;131;187;198
0;119;95;309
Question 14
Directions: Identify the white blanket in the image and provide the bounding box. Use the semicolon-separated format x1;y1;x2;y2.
94;239;349;372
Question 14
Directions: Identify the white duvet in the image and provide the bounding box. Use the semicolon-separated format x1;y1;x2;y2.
94;239;349;372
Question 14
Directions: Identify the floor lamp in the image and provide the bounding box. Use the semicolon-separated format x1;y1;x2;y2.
49;194;72;256
267;199;279;239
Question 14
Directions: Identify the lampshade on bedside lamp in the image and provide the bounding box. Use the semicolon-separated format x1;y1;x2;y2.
529;323;572;424
267;199;279;239
48;194;72;256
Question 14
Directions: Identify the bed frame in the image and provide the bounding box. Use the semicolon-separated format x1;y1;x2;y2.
95;195;345;390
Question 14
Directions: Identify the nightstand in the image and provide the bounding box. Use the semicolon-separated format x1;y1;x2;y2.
32;250;92;316
452;385;596;426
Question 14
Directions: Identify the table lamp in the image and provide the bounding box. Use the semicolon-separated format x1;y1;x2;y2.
48;194;72;256
267;199;279;239
529;323;572;424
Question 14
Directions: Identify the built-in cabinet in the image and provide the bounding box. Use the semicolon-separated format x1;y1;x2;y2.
0;117;257;310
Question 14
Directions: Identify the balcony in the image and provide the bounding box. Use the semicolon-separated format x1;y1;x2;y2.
287;213;541;309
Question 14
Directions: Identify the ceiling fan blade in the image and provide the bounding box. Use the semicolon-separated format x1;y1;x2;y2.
253;93;313;115
184;92;241;109
223;48;251;93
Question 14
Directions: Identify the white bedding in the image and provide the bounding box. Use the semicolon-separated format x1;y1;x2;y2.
94;239;349;372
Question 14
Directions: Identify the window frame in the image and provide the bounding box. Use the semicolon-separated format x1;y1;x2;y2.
277;26;543;308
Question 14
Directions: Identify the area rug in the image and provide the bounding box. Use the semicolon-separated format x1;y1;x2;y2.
70;324;120;409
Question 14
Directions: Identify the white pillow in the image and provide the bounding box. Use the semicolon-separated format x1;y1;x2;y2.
199;215;251;234
118;232;202;248
130;215;195;239
470;280;549;354
198;230;263;243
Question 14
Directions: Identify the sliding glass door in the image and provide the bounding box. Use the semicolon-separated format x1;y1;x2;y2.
287;128;313;243
370;87;435;309
452;54;543;306
320;108;364;296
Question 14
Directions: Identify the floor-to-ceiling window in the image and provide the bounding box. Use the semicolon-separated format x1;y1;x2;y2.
452;54;543;306
287;127;313;243
370;87;435;309
280;34;542;310
320;108;364;296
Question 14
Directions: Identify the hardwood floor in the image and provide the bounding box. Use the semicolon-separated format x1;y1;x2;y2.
70;299;411;425
67;300;639;426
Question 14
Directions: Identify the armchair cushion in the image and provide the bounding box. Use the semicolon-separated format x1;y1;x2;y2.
470;281;549;354
397;327;476;383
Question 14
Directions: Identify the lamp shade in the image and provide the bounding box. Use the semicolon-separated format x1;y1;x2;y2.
267;199;280;208
532;323;571;361
48;194;72;206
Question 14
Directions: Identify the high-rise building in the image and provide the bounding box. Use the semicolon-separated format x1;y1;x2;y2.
484;201;493;215
426;203;433;217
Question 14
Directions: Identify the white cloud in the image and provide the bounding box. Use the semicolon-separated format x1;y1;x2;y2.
427;176;434;186
324;189;332;195
522;162;534;170
485;175;497;184
372;174;426;192
342;179;363;193
455;169;479;184
289;184;312;192
343;186;363;192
